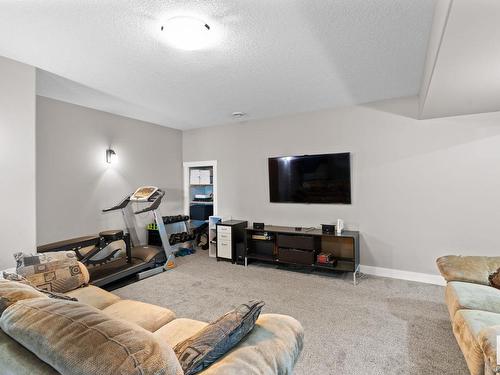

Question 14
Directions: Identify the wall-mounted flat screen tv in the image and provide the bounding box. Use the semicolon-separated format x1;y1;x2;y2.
268;152;351;204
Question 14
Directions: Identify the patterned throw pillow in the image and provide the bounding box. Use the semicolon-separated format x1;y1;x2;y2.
174;300;265;375
15;251;87;293
2;272;78;302
489;268;500;289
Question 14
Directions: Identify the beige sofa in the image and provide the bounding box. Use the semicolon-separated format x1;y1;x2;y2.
437;255;500;375
0;282;304;374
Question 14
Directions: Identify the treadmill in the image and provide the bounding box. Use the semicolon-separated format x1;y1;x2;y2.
95;186;175;286
37;186;175;287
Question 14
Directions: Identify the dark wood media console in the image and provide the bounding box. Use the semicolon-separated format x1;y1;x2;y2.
244;225;360;285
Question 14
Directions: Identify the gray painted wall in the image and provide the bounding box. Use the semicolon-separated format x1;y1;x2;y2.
0;56;36;269
36;96;183;245
183;97;500;275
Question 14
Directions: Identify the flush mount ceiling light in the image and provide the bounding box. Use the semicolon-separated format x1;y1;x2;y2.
161;16;213;51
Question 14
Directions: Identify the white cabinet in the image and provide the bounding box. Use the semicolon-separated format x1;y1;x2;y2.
217;225;232;259
190;169;212;185
216;220;248;262
199;170;211;185
189;169;200;185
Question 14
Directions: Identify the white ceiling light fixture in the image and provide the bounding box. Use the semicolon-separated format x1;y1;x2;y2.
161;16;214;51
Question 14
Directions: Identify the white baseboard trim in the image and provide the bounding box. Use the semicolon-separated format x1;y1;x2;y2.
359;265;446;286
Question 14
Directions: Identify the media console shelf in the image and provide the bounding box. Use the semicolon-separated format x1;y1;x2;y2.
245;225;360;285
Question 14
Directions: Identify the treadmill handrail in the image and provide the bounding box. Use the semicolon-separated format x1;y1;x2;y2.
134;189;164;214
102;195;131;212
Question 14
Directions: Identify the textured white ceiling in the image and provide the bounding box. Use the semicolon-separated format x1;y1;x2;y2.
0;0;436;129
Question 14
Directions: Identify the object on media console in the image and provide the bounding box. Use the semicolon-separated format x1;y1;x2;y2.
321;224;336;234
251;232;273;241
253;222;265;230
336;219;344;235
294;227;302;231
316;253;336;265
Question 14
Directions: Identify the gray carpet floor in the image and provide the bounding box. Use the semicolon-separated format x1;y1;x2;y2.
114;251;469;375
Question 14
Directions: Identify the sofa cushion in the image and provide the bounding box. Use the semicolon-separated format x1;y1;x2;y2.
452;310;500;375
155;318;210;347
199;314;304;375
174;300;265;375
65;285;120;309
478;325;500;374
446;281;500;318
102;299;176;332
15;251;88;293
0;329;59;375
0;280;48;315
437;255;500;285
0;297;183;375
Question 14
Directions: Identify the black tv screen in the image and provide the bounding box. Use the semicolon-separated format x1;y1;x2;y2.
268;153;351;204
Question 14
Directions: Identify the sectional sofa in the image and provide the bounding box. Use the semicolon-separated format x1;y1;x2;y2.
0;279;304;374
437;255;500;375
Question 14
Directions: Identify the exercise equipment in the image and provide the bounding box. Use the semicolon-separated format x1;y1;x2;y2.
148;214;195;249
37;186;174;287
101;186;176;279
147;214;208;250
38;231;128;267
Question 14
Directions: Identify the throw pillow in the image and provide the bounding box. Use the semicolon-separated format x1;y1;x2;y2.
489;268;500;289
174;300;265;375
15;251;88;293
2;271;78;302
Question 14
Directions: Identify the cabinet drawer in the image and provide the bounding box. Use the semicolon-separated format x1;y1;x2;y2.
219;239;232;248
217;226;231;234
218;240;232;259
278;248;314;265
277;234;316;250
218;232;231;241
218;240;231;250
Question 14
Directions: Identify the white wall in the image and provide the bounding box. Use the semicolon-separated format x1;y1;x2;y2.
36;96;183;245
183;97;500;275
0;56;36;268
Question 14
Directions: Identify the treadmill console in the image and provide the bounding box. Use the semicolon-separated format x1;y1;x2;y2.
131;186;159;202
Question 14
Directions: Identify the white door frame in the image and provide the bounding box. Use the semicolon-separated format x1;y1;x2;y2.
183;160;218;217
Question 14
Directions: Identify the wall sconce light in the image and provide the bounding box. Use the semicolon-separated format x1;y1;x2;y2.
106;149;117;164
